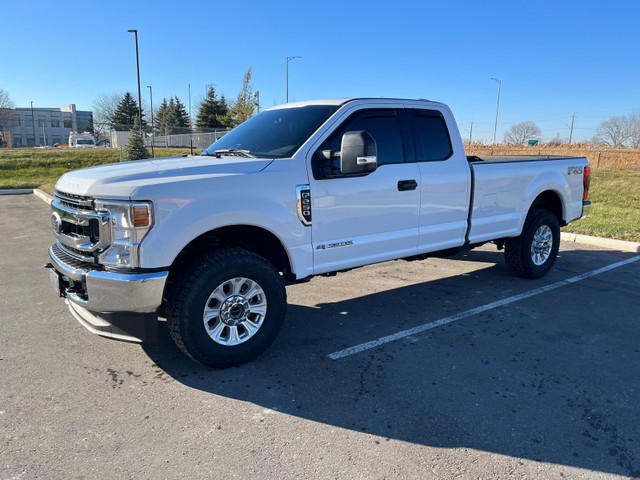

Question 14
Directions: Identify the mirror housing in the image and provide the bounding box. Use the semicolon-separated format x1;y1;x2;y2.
340;131;377;175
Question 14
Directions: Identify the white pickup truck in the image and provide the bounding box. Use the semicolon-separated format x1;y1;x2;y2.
47;98;591;367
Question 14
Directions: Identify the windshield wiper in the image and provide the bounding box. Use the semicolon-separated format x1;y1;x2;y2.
211;148;255;158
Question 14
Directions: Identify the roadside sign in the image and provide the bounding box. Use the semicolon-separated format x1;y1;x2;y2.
528;139;539;146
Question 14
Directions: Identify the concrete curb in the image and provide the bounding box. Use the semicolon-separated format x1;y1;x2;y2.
33;188;53;205
0;188;33;195
5;189;639;254
561;232;640;253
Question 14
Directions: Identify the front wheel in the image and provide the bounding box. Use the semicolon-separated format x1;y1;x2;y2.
504;209;560;279
165;248;286;368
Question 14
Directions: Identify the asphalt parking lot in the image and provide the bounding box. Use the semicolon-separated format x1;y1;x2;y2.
1;193;639;479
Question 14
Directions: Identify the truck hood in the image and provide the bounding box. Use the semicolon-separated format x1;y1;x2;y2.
55;155;274;199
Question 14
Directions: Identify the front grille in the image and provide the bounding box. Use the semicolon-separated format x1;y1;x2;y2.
52;242;96;271
54;190;95;211
89;219;100;243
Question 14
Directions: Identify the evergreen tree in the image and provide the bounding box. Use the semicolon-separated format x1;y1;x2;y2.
154;98;170;136
124;118;150;160
155;96;191;135
165;97;178;135
172;96;191;133
111;92;145;131
196;86;231;130
229;67;255;127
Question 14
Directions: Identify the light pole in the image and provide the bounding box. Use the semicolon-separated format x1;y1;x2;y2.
147;85;154;158
30;101;36;146
286;56;301;103
188;83;192;128
128;29;142;130
491;78;502;146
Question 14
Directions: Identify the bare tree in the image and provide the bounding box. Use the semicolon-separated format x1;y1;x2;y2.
92;92;150;138
592;115;633;148
547;133;564;146
629;112;640;149
0;88;16;131
504;121;542;145
92;92;124;138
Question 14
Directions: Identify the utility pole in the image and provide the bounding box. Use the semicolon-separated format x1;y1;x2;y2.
469;121;474;145
491;78;502;146
569;113;576;145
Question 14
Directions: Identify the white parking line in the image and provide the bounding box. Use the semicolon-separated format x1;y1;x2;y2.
328;255;640;360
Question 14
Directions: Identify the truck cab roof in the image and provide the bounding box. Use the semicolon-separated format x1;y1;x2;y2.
269;97;442;110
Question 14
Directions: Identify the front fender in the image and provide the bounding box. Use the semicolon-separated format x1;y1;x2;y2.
133;161;313;277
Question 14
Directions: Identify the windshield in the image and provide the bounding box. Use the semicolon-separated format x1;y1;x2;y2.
204;105;339;158
77;139;94;145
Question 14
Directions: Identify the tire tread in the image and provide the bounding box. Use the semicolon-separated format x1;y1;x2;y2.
165;248;286;367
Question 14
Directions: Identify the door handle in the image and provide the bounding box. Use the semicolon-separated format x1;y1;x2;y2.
397;179;418;191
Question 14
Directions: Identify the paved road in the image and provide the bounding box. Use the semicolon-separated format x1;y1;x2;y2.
1;194;639;479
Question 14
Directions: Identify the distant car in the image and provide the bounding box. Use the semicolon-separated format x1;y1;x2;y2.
96;139;110;148
69;134;96;148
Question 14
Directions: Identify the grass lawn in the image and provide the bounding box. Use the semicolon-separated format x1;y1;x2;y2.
1;149;638;242
0;148;191;193
561;169;640;242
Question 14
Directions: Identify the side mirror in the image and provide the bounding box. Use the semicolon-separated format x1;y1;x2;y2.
340;131;377;175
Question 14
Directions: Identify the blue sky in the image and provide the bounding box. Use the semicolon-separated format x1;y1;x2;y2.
1;0;638;142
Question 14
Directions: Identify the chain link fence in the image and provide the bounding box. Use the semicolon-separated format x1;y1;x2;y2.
145;130;230;149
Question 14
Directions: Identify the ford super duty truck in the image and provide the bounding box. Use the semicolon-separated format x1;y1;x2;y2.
47;98;591;367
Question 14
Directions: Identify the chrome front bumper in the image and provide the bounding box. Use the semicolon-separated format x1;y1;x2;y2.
48;244;168;342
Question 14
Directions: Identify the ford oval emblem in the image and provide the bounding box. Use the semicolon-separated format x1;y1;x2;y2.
51;212;62;233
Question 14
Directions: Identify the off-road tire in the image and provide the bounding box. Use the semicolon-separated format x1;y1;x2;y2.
165;248;286;368
504;209;560;279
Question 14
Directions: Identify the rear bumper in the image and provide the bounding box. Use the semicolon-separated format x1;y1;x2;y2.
582;200;592;217
48;243;168;342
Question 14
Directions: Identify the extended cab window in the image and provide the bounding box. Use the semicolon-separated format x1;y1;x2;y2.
409;109;453;161
314;109;405;178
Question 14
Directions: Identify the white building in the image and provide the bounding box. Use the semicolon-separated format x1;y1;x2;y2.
2;104;93;147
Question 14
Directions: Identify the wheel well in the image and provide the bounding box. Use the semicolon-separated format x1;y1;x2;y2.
531;191;565;226
168;225;293;282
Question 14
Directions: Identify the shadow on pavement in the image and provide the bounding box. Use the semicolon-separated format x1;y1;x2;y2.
142;249;640;477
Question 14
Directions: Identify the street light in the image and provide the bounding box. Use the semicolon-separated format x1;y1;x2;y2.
30;101;36;146
147;85;154;158
128;29;142;130
491;78;502;146
286;55;302;103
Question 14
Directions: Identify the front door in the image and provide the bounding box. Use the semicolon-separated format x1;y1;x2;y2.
309;108;420;274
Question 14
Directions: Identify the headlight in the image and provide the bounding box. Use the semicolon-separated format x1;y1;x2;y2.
95;200;153;268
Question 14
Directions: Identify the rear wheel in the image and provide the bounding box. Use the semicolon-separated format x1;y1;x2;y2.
166;248;286;368
504;209;560;279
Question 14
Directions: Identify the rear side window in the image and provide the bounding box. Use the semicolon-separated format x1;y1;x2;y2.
410;110;453;161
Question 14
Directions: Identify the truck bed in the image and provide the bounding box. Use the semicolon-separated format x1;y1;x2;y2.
466;155;588;245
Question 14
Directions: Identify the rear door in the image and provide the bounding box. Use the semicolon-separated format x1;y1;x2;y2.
407;108;471;253
309;107;420;274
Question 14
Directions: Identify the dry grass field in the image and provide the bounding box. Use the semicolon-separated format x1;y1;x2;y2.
466;144;640;170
